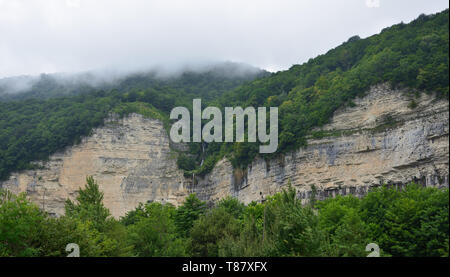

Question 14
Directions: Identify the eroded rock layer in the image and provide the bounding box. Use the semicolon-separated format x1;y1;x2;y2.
1;114;188;217
1;84;448;217
193;84;449;204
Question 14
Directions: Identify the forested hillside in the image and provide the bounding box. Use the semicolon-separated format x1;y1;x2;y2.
0;62;266;102
1;179;448;257
0;9;448;180
180;9;449;175
0;63;267;181
0;9;449;258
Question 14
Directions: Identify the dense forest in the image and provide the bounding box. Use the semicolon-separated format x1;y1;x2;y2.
0;9;449;258
185;9;449;174
0;10;448;181
0;178;448;257
0;62;267;102
0;64;266;181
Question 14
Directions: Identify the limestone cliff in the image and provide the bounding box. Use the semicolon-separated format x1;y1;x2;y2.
0;114;188;217
1;84;448;217
193;84;449;204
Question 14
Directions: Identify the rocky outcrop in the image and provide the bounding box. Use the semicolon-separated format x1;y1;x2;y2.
0;114;188;218
1;84;448;217
192;84;449;204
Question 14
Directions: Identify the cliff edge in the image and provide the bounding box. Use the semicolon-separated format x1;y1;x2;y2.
1;84;448;217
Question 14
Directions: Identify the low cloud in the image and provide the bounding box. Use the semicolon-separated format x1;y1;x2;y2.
0;61;264;96
0;0;448;78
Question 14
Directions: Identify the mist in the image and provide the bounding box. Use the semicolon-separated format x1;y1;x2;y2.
1;0;448;81
0;61;265;97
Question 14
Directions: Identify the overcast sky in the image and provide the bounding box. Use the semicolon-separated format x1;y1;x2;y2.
0;0;448;78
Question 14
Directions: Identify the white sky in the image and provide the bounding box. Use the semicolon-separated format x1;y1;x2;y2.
0;0;448;78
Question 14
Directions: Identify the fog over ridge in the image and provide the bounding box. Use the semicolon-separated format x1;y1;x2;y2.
1;0;448;80
0;61;266;96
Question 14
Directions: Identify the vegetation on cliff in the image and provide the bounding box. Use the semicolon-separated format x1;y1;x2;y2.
1;10;447;180
0;65;265;181
189;9;449;173
0;179;448;257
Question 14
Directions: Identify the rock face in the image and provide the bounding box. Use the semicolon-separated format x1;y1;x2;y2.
192;84;449;204
0;114;188;218
1;84;449;217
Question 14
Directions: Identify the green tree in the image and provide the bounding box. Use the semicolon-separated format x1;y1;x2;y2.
218;201;266;257
216;196;246;219
0;190;45;257
189;207;241;257
65;176;111;232
127;202;187;257
174;194;206;237
360;184;449;257
262;186;325;256
317;196;369;257
62;176;133;256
